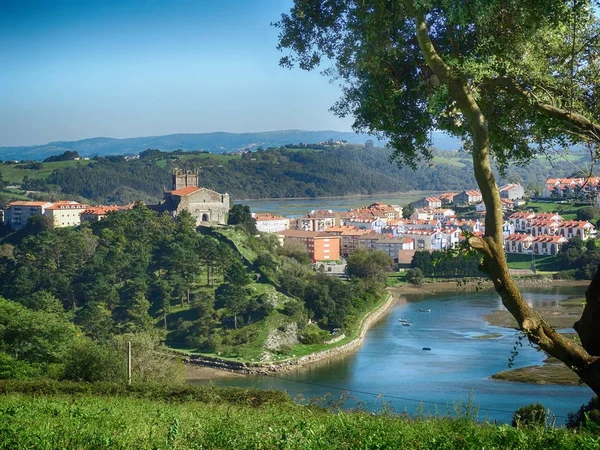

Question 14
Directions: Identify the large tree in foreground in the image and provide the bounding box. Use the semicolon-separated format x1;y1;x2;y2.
276;0;600;395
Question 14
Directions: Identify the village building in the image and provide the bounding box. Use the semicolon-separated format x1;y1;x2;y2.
438;192;457;205
3;201;54;229
499;183;525;200
277;229;341;261
298;210;339;232
410;208;433;221
372;236;414;260
253;213;290;233
160;170;229;225
453;190;483;205
542;177;600;198
44;201;89;228
80;204;135;222
504;234;568;256
557;220;597;240
412;196;441;209
344;214;387;233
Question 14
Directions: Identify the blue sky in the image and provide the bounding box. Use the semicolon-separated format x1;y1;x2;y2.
0;0;355;146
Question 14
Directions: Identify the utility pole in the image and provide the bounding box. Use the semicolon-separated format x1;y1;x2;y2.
127;340;132;386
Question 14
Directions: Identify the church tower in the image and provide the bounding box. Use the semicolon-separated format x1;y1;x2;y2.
172;169;199;190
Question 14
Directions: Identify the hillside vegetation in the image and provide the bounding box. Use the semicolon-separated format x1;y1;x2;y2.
1;145;588;205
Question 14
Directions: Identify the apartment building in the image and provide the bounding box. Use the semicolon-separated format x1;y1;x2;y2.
3;201;53;229
277;229;341;261
44;201;89;227
253;213;290;233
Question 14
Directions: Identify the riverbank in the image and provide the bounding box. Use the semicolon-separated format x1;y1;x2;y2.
184;292;399;377
484;282;588;386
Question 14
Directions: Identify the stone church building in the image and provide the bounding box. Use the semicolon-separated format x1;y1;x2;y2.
160;170;230;225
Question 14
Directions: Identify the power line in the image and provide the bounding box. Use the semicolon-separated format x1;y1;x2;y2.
257;372;574;420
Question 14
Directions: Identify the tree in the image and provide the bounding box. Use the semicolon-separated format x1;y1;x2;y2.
406;268;424;286
227;204;257;234
346;249;393;283
577;207;600;221
276;1;600;394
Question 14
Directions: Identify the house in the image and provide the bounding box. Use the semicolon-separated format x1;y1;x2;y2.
160;170;229;225
508;211;538;233
557;221;597;241
253;213;290;233
363;202;403;220
453;190;483;205
431;209;455;221
345;214;387;233
505;234;567;255
438;192;458;205
542;177;600;198
80;204;134;222
410;209;433;221
3;201;54;229
373;236;414;260
412;197;441;209
400;229;451;251
277;230;341;261
475;199;513;213
44;201;89;228
499;183;525;200
299;210;338;232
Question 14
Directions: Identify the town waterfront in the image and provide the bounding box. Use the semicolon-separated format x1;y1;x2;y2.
235;191;443;217
191;285;593;424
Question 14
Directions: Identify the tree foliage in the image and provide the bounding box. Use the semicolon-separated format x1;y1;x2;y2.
276;0;600;395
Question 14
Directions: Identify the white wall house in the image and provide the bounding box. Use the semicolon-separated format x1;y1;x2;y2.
44;201;88;228
253;213;290;233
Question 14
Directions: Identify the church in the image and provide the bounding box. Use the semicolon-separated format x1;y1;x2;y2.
160;170;230;225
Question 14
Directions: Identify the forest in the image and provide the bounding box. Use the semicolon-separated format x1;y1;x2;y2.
5;144;585;205
0;205;391;382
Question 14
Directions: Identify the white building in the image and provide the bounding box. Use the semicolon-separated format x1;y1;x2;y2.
44;201;89;228
253;213;290;233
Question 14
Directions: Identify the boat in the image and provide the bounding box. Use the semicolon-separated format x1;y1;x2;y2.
402;322;411;327
399;318;407;322
419;308;431;312
422;347;432;351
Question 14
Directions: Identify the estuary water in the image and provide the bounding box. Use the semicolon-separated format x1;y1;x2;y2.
235;191;442;217
194;286;594;424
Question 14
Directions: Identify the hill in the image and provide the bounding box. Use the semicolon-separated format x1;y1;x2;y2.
4;144;586;205
0;130;385;161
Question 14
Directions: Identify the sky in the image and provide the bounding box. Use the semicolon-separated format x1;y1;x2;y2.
0;0;355;146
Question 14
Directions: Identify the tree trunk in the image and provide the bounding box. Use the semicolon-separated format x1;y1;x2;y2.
412;7;600;396
234;313;238;330
187;287;190;304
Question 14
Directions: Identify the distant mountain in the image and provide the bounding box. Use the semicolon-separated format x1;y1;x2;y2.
0;130;462;161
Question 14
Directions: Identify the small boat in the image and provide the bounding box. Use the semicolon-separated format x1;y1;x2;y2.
402;322;411;327
422;347;432;351
399;318;407;322
419;308;431;312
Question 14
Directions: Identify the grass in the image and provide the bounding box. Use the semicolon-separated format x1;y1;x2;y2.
506;254;559;272
525;200;593;220
215;227;259;263
0;390;597;448
431;155;469;167
1;160;92;184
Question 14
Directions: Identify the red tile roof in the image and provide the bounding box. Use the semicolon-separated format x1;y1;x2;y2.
171;186;201;196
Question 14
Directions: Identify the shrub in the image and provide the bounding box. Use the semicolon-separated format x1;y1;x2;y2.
552;270;577;280
567;396;600;429
512;403;547;428
406;268;424;286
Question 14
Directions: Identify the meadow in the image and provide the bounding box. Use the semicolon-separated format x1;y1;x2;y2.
0;383;597;449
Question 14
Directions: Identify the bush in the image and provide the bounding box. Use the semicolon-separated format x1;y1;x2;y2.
567;396;600;429
62;340;126;383
552;270;577;280
406;268;424;286
512;403;547;428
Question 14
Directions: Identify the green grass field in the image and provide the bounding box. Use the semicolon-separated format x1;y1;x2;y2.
0;160;92;184
0;389;596;449
506;254;559;272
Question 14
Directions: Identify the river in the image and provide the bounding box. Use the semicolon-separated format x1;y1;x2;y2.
191;285;593;424
235;191;442;217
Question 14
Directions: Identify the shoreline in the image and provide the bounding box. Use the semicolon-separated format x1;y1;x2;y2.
184;292;399;377
184;278;590;380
